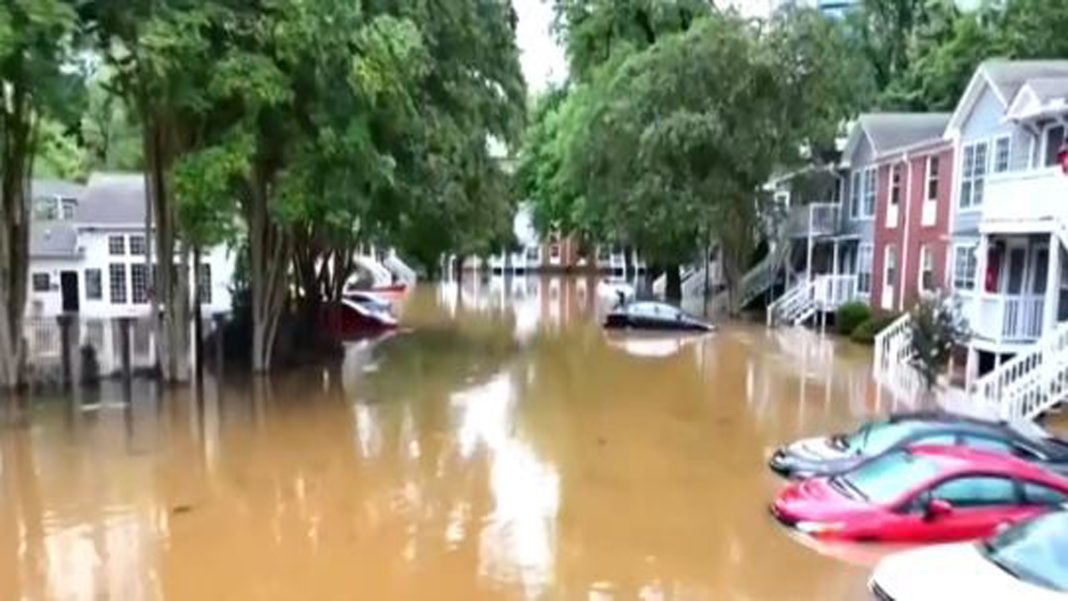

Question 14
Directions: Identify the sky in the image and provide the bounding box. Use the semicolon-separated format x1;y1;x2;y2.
512;0;776;94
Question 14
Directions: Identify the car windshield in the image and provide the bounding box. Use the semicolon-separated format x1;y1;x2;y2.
979;513;1068;592
628;303;680;319
842;420;917;455
837;450;943;504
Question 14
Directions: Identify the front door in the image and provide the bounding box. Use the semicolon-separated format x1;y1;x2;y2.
60;271;79;314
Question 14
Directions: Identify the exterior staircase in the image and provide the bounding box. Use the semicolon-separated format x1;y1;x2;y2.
970;321;1068;422
766;279;817;326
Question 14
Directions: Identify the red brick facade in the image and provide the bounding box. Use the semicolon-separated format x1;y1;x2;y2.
871;145;955;313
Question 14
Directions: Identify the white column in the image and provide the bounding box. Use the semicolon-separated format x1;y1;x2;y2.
832;240;840;277
1045;235;1060;333
976;236;989;341
806;207;814;283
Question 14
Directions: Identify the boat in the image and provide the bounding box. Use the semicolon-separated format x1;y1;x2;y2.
320;297;398;338
603;301;713;332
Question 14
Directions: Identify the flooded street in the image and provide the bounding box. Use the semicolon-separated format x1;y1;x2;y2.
0;277;914;601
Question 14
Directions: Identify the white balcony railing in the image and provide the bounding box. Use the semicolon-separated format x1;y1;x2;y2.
786;202;840;238
812;274;859;310
966;292;1045;342
983;167;1068;230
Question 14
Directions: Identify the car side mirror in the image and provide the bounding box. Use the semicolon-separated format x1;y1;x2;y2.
925;498;953;521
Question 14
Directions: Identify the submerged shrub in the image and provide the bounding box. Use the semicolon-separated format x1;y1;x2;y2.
850;313;900;344
836;301;871;336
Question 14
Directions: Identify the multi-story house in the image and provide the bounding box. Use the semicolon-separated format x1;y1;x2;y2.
940;60;1068;383
870;114;955;313
769;114;949;324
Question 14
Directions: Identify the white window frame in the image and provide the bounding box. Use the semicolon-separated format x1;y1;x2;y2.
918;245;935;294
85;268;102;300
882;245;898;310
857;243;874;294
922;155;940;227
861;167;877;219
849;171;862;219
959;141;989;211
952;243;978;292
131;263;149;304
887;163;903;228
108;235;126;256
32;272;50;292
993;135;1011;173
109;263;127;304
1041;123;1066;168
129;235;147;256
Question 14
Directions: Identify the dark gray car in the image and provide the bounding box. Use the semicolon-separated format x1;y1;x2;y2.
768;411;1068;480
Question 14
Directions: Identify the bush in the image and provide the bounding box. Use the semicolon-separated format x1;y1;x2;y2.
850;313;901;345
835;301;871;336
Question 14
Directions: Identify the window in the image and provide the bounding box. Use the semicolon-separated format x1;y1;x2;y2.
131;263;148;304
33;197;57;220
925;156;940;201
850;171;862;218
930;476;1017;507
952;244;978;291
857;243;874;294
863;168;877;217
129;235;146;256
32;272;50;292
912;433;957;446
197;264;212;304
1022;482;1068;506
61;199;76;221
85;269;102;300
890;164;903;207
884;245;898;289
108;235;125;255
994;136;1011;173
1044;125;1065;167
960;435;1012;454
919;246;935;293
109;263;127;304
960;141;989;209
840;450;943;505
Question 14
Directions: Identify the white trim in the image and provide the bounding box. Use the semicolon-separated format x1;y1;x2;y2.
899;156;914;311
922;154;940;227
951;241;979;292
918;244;935;294
992;134;1012;173
857;242;874;295
886;162;903;229
882;244;897;310
1039;121;1066;168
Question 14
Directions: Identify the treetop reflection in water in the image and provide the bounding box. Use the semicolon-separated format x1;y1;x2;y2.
2;278;892;600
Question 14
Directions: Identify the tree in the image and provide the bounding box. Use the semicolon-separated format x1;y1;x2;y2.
908;294;968;394
0;0;83;389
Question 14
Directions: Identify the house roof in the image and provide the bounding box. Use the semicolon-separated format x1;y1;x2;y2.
1006;77;1068;122
29;222;79;258
32;178;85;200
78;172;146;225
947;59;1068;136
842;113;951;165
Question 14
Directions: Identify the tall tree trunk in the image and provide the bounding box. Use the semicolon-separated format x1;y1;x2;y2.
0;85;35;389
665;263;682;301
246;164;288;373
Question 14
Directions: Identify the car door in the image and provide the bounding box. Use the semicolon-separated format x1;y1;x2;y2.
918;475;1030;542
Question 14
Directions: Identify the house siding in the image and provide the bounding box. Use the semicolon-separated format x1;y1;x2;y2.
952;86;1016;237
872;146;955;314
841;135;877;242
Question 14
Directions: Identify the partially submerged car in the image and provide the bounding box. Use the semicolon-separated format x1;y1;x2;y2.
768;411;1068;480
603;301;713;332
870;511;1068;600
771;446;1068;543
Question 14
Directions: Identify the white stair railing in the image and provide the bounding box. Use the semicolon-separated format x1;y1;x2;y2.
767;279;816;326
971;321;1068;422
874;313;913;374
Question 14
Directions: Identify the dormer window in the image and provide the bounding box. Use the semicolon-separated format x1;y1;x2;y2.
60;197;76;220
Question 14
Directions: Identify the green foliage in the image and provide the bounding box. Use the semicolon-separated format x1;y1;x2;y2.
850;313;901;345
836;301;872;336
908;295;969;391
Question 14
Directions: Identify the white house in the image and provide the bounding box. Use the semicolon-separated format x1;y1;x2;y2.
26;173;236;320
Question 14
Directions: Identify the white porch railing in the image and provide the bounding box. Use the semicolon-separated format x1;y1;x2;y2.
983;167;1068;230
812;274;859;311
785;202;841;238
767;279;817;326
874;313;913;374
971;320;1068;422
968;293;1044;343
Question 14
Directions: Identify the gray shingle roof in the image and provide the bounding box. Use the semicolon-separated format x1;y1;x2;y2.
983;60;1068;104
29;222;79;258
859;112;951;154
32;178;85;201
78;172;146;225
1024;77;1068;103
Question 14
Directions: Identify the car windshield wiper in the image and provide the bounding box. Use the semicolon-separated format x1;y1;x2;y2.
830;475;867;500
830;434;850;450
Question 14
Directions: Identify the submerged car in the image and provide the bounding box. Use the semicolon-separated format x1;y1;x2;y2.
870;511;1068;600
603;301;713;332
771;446;1068;543
768;411;1068;480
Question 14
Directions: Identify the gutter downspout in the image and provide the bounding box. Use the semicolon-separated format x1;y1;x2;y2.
899;152;913;312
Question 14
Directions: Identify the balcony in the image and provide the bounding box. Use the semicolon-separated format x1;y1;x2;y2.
964;292;1045;343
982;167;1068;233
812;274;859;310
785;202;840;238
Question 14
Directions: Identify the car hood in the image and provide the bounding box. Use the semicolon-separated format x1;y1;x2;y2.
773;477;875;522
776;436;859;470
873;543;1065;601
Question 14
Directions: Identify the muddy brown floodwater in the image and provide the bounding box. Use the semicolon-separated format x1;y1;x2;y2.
0;277;921;601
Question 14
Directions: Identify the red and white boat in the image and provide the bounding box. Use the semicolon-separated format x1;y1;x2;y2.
320;296;398;338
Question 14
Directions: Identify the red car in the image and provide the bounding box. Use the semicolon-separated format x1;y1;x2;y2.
771;445;1068;543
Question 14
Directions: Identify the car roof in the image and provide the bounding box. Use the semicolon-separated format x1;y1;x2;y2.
907;445;1068;484
886;412;1068;455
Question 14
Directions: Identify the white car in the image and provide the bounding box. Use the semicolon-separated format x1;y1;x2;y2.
869;511;1068;600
